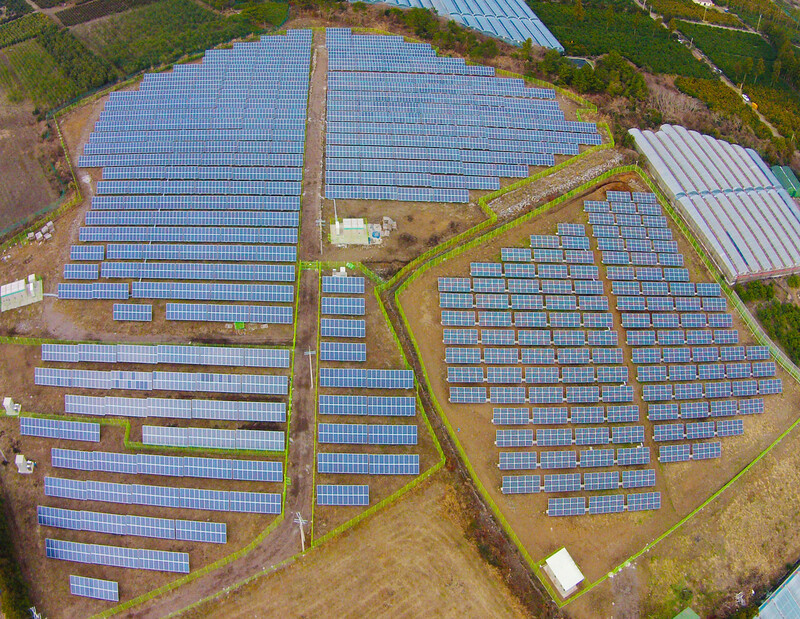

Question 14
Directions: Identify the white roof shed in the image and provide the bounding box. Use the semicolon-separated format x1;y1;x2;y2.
544;548;584;597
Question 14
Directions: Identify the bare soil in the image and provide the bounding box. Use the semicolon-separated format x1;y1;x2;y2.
180;475;530;619
399;173;800;613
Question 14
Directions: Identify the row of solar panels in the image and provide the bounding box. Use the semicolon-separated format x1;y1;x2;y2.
327;123;590;144
326;172;501;191
325;144;558;164
327;158;528;178
39;506;226;543
622;313;732;329
501;469;655;494
70;244;297;263
498;446;650;470
442;347;621;365
70;575;119;602
65;394;286;422
438;277;604;295
21;417;99;442
439;293;610;311
642;379;782;400
45;477;282;514
80;153;306;171
492;405;639;425
47;539;189;574
450;385;634;404
142;426;284;451
34;368;289;395
326;133;589;153
648;398;763;419
590;213;668;228
318;423;417;445
89;194;300;211
626;330;740;346
53;447;282;481
447;365;629;384
547;493;661;516
602;252;684;267
42;343;290;368
77;262;296;282
316;484;369;506
317;453;419;475
636;362;776;382
496;426;645;446
325;185;469;203
445;330;619;347
84;211;299;228
79;227;299;244
653;419;744;441
325;113;591;135
102;166;303;181
611;280;721;296
441;310;615;328
95;180;302;196
616;296;726;312
318;395;415;416
165;303;292;324
659;442;722;462
593;224;674;241
466;263;599;279
89;129;307;143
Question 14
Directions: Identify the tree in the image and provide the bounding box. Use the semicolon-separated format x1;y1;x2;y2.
521;37;532;60
574;0;584;22
753;57;765;84
772;58;782;85
668;18;677;32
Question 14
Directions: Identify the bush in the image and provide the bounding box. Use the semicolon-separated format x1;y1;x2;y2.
787;274;800;287
0;0;32;24
649;0;740;27
756;300;800;362
735;279;775;302
0;493;33;619
0;13;50;49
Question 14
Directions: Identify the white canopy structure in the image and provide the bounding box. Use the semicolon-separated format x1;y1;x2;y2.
629;124;800;283
543;547;584;597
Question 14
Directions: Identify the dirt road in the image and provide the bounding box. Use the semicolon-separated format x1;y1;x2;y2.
120;32;328;619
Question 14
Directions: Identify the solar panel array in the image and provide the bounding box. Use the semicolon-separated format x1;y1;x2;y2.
324;29;599;204
586;191;780;473
69;575;119;602
440;190;781;515
46;538;190;573
68;30;311;323
316;271;419;506
361;0;563;49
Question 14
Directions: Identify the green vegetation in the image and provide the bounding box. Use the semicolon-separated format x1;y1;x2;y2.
539;49;649;100
527;0;714;78
0;12;50;49
0;0;32;24
648;0;741;27
735;279;775;302
381;8;502;60
37;24;115;92
75;0;286;74
56;0;161;27
744;84;800;141
2;38;81;107
677;20;774;83
788;274;800;287
757;300;800;363
717;0;799;43
675;76;772;139
0;494;34;619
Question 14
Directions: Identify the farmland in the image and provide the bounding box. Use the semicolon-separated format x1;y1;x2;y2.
648;0;742;27
73;0;285;74
0;12;50;49
56;0;162;27
1;39;81;108
527;0;715;78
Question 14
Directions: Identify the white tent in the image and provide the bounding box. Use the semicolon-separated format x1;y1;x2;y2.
543;548;584;597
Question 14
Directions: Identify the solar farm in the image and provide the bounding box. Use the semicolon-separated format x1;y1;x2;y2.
399;177;800;589
0;21;799;619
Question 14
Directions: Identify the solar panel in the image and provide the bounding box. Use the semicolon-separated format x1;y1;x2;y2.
659;444;691;463
547;497;586;516
498;451;537;470
501;475;541;494
617;446;650;466
322;276;365;294
626;492;661;512
69;575;119;602
316;484;369;506
47;539;189;573
588;494;625;515
692;441;722;460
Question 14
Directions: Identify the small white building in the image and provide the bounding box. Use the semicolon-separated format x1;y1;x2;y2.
543;548;584;597
692;0;714;7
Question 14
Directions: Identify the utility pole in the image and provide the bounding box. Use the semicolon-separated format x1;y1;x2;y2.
316;218;325;254
294;512;308;552
757;12;762;31
304;349;316;390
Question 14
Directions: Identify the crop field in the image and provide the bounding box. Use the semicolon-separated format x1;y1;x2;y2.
0;39;81;108
56;0;161;27
0;12;51;49
398;173;800;613
649;0;742;26
528;0;715;78
72;0;277;74
677;21;776;83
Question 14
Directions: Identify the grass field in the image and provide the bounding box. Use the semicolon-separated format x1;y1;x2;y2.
72;0;283;74
0;39;81;108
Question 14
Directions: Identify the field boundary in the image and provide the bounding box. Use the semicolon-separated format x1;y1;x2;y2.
392;164;800;607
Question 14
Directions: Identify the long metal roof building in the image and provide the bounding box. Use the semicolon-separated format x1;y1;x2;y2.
630;124;800;283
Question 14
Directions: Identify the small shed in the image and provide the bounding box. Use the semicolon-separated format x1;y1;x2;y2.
543;548;584;597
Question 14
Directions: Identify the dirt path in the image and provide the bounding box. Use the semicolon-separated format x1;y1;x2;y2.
300;30;327;259
118;33;327;619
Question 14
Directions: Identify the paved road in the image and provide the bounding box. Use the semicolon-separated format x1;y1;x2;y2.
123;32;328;619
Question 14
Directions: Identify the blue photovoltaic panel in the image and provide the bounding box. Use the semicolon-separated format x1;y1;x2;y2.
501;475;541;494
321;318;366;338
621;469;656;489
543;473;581;492
322;276;365;294
316;484;369;506
69;575;119;602
498;452;537;470
21;417;100;442
441;311;476;326
626;492;661;512
47;539;189;573
317;453;370;474
369;454;420;475
659;444;691;463
321;297;365;316
579;449;614;469
547;497;586;516
320;341;367;362
113;304;153;322
692;441;722;460
588;494;625;515
617;447;650;466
